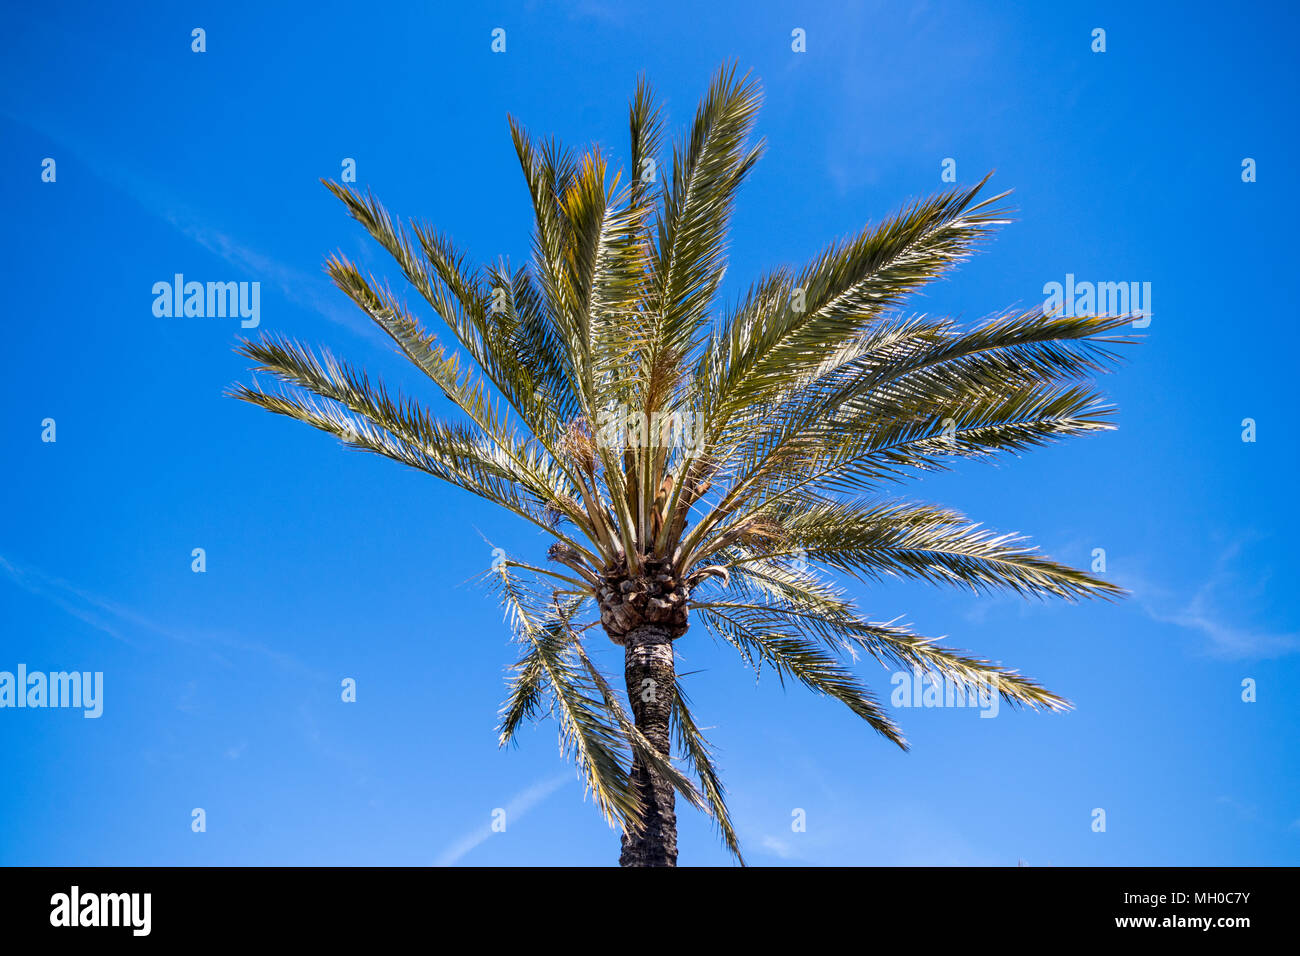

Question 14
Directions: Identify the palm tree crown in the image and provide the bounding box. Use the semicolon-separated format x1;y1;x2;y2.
232;65;1128;865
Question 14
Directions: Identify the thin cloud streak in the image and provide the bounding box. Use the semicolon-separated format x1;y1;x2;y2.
0;108;373;340
1123;541;1298;660
0;552;325;680
434;773;571;866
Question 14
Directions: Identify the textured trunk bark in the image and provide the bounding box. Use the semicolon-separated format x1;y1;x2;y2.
618;622;678;867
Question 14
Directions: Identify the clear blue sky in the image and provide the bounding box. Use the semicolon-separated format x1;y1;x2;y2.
2;0;1297;866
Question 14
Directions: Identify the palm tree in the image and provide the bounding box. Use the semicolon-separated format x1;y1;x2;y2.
231;65;1128;867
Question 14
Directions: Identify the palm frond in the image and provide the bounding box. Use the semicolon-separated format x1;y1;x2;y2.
697;603;907;750
680;383;1117;568
672;679;744;863
698;551;1071;711
569;641;710;815
755;498;1123;601
698;175;1008;439
493;567;643;832
642;63;764;413
232;334;602;563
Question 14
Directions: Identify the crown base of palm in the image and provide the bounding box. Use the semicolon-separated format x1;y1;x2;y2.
592;554;690;644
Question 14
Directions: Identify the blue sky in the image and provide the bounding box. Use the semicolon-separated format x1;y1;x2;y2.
2;0;1297;866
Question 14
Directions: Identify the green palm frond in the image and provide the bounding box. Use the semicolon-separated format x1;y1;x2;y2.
569;641;710;815
724;310;1132;478
498;589;591;747
642;64;763;414
628;73;665;208
492;567;642;832
696;552;1071;712
696;602;907;749
672;679;744;864
697;175;1008;439
760;498;1123;600
679;326;1126;568
230;335;601;563
508;119;594;416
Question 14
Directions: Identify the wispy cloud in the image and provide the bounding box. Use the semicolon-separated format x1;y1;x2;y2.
0;551;325;680
0;108;372;339
434;773;570;866
1149;596;1298;659
1215;795;1258;821
1128;540;1297;660
0;553;146;648
162;208;372;337
758;834;803;861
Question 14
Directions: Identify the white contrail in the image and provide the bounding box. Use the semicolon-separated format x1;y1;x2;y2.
434;773;571;866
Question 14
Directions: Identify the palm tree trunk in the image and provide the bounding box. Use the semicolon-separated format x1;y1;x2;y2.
619;622;678;867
